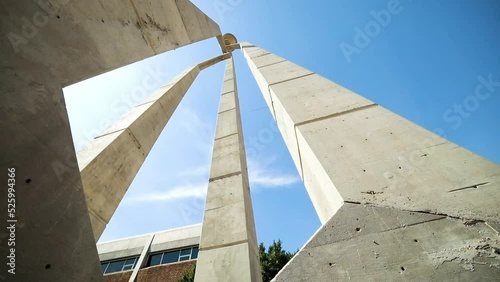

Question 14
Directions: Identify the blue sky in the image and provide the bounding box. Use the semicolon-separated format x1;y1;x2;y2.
64;0;500;252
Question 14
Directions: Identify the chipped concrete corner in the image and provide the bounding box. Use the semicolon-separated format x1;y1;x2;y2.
272;204;500;281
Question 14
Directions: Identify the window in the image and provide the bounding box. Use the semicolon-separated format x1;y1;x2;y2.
146;246;199;267
101;257;138;274
147;253;162;266
192;247;199;259
162;250;180;264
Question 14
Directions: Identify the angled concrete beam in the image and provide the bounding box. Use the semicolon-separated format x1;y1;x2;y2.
194;58;262;282
128;235;155;282
240;42;500;225
78;65;200;240
0;1;221;280
240;43;500;280
78;54;230;240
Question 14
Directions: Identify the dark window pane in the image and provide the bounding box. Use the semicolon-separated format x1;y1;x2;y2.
122;264;133;270
106;260;125;274
179;256;190;261
124;258;136;266
192;247;199;259
101;263;108;273
180;249;191;256
147;254;162;267
161;250;180;264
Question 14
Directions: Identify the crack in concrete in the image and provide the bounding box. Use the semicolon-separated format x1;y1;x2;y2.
295;103;378;128
448;182;490;193
343;200;490;226
209;171;242;182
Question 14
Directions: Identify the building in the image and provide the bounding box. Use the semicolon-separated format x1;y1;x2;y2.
97;224;201;282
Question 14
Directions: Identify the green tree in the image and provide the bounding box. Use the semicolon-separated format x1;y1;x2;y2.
178;240;296;282
178;264;195;282
259;240;296;282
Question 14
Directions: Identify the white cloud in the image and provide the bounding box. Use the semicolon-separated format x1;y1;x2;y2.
247;157;300;189
178;163;211;177
175;107;215;159
125;183;207;204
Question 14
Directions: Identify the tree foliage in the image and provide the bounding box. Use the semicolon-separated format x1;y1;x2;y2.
177;240;296;282
178;264;196;282
259;240;296;282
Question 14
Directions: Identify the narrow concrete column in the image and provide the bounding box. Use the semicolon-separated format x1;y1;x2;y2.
128;235;155;282
78;54;230;240
77;65;200;240
194;57;262;282
240;43;500;280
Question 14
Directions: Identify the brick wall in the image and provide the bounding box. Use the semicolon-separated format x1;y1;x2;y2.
103;270;133;282
138;260;195;282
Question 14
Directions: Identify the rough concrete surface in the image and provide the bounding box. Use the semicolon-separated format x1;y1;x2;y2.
0;1;221;281
195;58;262;282
78;66;200;240
241;43;500;281
273;203;500;281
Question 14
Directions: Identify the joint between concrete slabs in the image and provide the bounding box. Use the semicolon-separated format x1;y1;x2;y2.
199;239;249;252
134;99;156;108
218;107;236;115
221;91;234;96
268;72;315;88
88;207;107;225
295;103;378;128
94;128;126;140
209;171;242;182
250;51;272;59
214;132;238;141
221;89;234;96
258;59;287;69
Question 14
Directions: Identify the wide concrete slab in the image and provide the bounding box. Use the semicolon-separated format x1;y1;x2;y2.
242;43;500;281
241;43;500;226
0;1;220;280
296;106;500;223
273;203;500;281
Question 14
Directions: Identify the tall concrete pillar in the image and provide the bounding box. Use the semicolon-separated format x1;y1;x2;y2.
195;57;262;282
78;54;229;240
240;43;500;280
0;1;222;281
